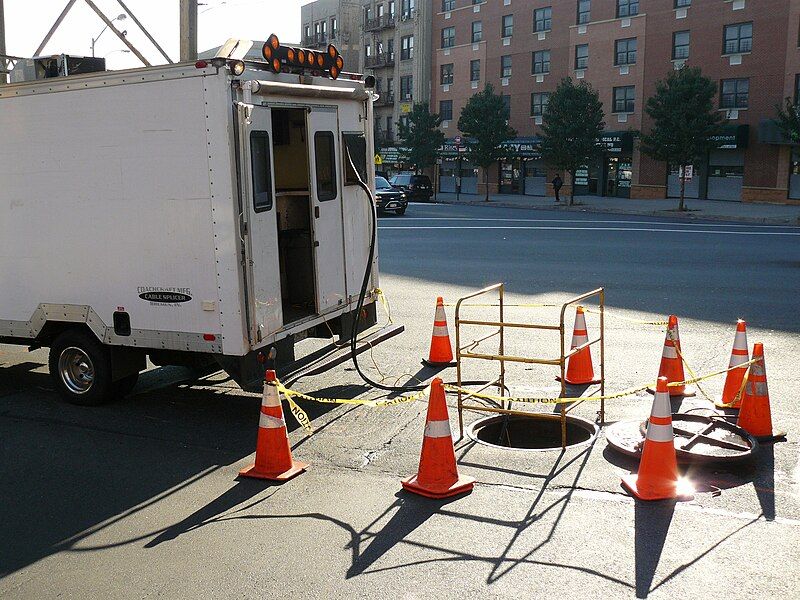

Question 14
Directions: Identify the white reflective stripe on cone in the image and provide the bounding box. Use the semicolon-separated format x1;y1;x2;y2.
646;422;673;442
575;314;587;330
259;412;285;429
571;334;588;347
433;325;449;337
748;381;768;396
661;345;678;359
729;353;748;367
733;332;747;350
435;306;447;321
424;419;452;438
650;394;672;419
262;387;282;408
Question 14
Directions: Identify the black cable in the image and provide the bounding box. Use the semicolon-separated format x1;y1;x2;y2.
344;143;490;393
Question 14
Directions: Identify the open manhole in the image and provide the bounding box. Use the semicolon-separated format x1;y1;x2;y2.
467;414;598;451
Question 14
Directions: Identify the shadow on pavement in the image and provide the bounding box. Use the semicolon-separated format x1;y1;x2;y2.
0;370;352;578
634;499;676;598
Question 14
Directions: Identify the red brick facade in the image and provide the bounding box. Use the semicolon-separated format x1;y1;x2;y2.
431;0;800;203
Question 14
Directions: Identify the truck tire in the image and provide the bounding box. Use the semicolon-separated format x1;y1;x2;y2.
49;329;113;406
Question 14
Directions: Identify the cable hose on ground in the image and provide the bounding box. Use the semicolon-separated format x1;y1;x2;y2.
344;143;489;393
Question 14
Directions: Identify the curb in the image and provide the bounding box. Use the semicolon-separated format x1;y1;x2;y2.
429;198;800;226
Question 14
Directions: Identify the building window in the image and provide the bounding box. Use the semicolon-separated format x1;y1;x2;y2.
400;75;413;101
795;74;800;104
720;78;749;109
365;44;372;58
675;0;691;7
440;100;453;121
401;35;414;59
575;44;588;69
613;85;635;113
442;0;455;11
502;14;514;38
501;55;512;78
401;0;415;19
387;38;395;60
534;7;552;32
531;92;550;116
364;7;372;23
331;17;337;37
387;77;394;97
399;115;409;130
724;22;753;54
441;63;454;85
502;94;511;119
672;30;689;59
532;50;550;74
386;116;393;139
378;4;384;18
470;59;481;81
389;0;395;17
472;21;482;43
577;0;591;25
616;0;638;18
304;25;311;41
321;20;327;36
441;27;455;49
615;38;637;65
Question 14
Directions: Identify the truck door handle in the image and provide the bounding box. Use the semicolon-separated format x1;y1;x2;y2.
314;241;320;247
314;206;320;218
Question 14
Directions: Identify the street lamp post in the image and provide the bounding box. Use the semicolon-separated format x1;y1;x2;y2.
91;13;126;57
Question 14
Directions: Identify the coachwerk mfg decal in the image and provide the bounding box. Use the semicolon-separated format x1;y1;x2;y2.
138;286;192;306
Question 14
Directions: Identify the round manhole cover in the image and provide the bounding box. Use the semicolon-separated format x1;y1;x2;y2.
605;413;758;464
467;414;598;451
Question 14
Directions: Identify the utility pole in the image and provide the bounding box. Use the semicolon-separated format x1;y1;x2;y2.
179;0;197;62
0;0;6;83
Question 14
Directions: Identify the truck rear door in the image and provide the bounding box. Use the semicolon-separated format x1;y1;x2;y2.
238;103;282;342
307;107;347;312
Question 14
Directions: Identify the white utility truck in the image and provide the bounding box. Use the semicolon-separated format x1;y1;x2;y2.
0;38;398;404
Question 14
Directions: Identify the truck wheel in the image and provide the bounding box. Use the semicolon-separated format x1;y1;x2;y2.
49;329;113;405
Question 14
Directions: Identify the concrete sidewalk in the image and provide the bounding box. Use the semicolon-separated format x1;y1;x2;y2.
431;191;800;225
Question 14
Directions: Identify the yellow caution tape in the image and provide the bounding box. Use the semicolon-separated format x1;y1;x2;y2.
583;308;668;326
665;356;758;389
443;383;652;405
374;288;393;323
444;302;559;308
715;367;751;409
276;381;427;408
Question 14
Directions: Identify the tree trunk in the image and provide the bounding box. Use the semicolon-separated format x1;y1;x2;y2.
569;170;576;206
484;168;490;202
679;165;686;212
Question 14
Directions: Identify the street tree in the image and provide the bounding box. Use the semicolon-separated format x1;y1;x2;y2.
639;66;725;211
457;84;517;201
539;78;605;206
773;96;800;144
397;102;445;173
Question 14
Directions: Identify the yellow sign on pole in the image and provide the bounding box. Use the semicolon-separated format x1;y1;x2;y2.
374;154;383;165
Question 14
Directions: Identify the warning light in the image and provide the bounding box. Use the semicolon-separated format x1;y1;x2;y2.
228;59;245;76
260;33;344;79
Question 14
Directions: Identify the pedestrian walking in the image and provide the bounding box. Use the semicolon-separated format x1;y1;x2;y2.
551;174;563;203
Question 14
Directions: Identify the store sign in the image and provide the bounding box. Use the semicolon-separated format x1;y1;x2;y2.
597;132;633;153
399;102;412;114
575;167;589;186
710;124;749;149
500;137;542;158
380;146;403;162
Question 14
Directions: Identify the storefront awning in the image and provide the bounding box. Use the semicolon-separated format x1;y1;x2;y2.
710;124;749;149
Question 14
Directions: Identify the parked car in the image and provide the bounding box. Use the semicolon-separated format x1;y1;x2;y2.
389;173;433;201
374;176;408;215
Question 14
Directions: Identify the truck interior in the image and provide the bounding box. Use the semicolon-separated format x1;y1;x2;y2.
271;107;317;325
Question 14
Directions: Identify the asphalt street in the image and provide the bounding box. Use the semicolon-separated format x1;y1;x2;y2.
1;203;799;598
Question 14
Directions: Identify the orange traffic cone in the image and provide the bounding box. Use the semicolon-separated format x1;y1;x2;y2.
648;315;694;397
402;378;474;499
716;320;749;409
424;297;454;367
738;343;783;441
557;306;601;385
239;370;307;481
622;376;689;501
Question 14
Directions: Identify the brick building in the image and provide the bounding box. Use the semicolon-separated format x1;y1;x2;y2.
301;0;362;77
431;0;800;203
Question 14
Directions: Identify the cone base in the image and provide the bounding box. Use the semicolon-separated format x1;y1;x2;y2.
422;359;457;368
401;474;475;499
239;460;308;482
751;430;786;443
646;385;696;398
621;473;692;502
556;375;602;385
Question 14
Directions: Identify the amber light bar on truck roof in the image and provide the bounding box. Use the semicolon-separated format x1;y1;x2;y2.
261;33;344;79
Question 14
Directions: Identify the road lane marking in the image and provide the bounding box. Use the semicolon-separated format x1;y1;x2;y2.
377;225;800;236
387;217;799;230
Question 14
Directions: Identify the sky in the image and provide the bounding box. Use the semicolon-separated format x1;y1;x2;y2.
4;0;311;70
